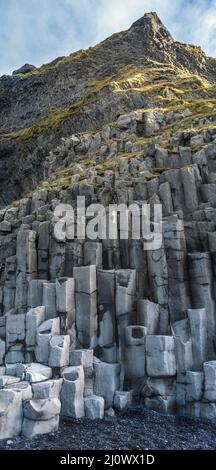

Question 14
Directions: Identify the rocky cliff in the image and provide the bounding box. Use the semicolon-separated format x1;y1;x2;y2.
1;12;216;440
0;11;216;206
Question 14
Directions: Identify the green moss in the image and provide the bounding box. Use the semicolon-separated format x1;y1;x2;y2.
163;98;216;133
30;48;95;76
1;61;215;146
0;107;75;141
83;156;98;167
145;175;159;181
177;42;206;60
118;150;144;161
0;72;119;142
9;200;21;209
41;176;72;190
0;90;98;142
196;122;216;132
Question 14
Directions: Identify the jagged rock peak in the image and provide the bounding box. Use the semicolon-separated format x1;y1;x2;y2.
131;11;174;43
12;64;36;76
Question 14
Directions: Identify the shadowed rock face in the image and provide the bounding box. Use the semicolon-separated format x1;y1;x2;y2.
12;64;36;76
0;12;216;206
0;13;214;130
132;12;174;43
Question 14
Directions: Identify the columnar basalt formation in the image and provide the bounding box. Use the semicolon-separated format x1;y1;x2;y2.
1;13;216;439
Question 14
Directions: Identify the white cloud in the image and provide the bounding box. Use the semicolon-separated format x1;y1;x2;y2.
93;0;216;57
94;0;181;40
0;0;215;76
0;0;85;75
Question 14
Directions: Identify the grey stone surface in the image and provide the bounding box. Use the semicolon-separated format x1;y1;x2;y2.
0;340;5;365
143;378;176;397
200;402;216;420
204;361;216;402
186;371;204;402
84;242;103;268
26;306;45;347
42;283;57;319
94;362;120;407
188;309;208;370
56;277;75;314
22;416;59;438
125;326;147;380
84;395;105;419
24;398;61;420
174;337;193;374
6;381;33;401
6;313;26;346
146;336;176;377
159;182;173;216
73;265;97;295
0;389;23;439
180;166;198;212
137;300;159;334
23;363;52;383
27;280;44;308
32;379;63;399
114;391;132;411
61;366;85;418
0;375;21;388
48;335;70;368
76;291;98;349
35;318;60;364
145;396;176;415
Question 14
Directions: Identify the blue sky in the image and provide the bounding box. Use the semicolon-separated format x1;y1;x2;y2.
0;0;216;76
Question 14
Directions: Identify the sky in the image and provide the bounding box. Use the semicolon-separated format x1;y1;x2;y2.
0;0;216;76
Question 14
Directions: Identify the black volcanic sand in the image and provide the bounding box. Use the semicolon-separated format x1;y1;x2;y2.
0;407;216;450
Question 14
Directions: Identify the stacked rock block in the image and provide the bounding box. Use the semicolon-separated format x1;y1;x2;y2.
1;109;216;438
1;272;216;439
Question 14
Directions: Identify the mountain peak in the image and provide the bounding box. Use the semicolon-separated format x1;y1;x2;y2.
134;11;162;23
131;11;173;43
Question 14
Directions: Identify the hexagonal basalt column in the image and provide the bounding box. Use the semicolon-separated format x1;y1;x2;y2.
146;336;176;377
125;326;147;381
74;266;97;349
